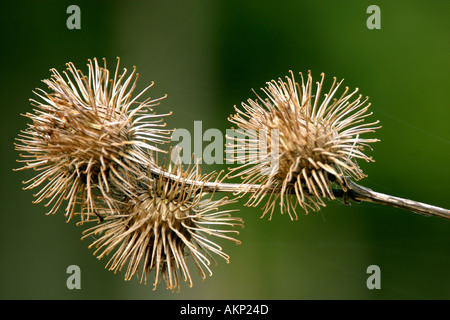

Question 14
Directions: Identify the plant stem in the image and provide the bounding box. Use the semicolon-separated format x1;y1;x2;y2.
339;179;450;219
149;166;450;220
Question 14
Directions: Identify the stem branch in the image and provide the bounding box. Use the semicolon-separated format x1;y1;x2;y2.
149;166;450;220
342;179;450;219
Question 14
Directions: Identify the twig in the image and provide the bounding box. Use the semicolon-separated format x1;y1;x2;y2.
149;166;450;220
340;179;450;219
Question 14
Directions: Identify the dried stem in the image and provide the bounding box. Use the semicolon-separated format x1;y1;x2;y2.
339;179;450;220
149;166;450;220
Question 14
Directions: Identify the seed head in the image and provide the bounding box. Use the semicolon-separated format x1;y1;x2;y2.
82;161;243;292
15;58;172;221
228;71;380;219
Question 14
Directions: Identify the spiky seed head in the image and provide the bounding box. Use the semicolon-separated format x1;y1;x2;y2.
82;161;243;292
228;71;380;220
15;58;172;221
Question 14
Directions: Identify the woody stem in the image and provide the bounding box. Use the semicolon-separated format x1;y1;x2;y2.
149;166;450;220
336;179;450;220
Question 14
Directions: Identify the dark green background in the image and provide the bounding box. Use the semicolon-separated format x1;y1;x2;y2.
1;0;449;299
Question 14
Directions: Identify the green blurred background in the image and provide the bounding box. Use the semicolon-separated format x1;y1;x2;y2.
1;0;449;299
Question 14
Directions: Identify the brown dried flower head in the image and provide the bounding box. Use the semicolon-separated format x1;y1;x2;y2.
15;58;172;221
228;71;380;219
82;160;243;292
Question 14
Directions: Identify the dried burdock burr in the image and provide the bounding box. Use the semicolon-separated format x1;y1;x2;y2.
15;58;172;221
82;160;243;292
228;71;380;219
226;70;450;220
